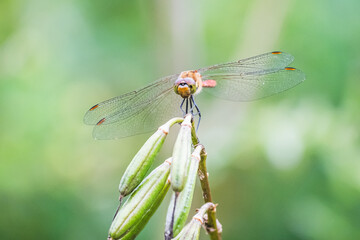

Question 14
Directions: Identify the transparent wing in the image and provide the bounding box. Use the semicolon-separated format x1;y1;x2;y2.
199;51;294;75
84;74;178;125
198;51;305;101
84;74;183;139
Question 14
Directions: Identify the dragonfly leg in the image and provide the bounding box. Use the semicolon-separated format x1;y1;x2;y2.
189;97;194;115
180;98;186;115
185;98;189;114
190;95;201;131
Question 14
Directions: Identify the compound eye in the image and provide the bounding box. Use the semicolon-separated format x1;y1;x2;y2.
186;78;196;85
186;82;197;94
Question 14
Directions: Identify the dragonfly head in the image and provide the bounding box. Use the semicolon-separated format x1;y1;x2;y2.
174;78;197;98
174;71;202;98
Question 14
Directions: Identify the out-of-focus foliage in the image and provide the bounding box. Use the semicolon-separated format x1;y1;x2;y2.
0;0;359;239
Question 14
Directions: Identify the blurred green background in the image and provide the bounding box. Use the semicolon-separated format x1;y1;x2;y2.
1;0;359;239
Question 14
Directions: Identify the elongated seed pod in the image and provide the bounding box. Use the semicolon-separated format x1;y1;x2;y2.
165;145;202;237
171;114;192;192
171;202;215;240
171;218;201;240
109;158;172;239
119;178;171;240
119;118;182;197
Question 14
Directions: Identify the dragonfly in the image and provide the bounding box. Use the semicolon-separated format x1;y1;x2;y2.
84;51;305;140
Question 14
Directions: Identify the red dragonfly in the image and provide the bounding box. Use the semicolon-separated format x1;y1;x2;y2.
84;51;305;139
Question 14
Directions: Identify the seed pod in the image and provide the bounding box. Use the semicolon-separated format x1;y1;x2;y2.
119;178;171;240
171;218;201;240
171;114;192;192
171;202;215;240
119;118;182;197
165;145;203;237
109;158;172;240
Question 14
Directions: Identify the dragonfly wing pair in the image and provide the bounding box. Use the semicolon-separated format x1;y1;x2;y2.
198;51;305;101
84;51;305;139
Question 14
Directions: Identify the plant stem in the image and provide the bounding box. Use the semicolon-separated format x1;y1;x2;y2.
165;192;179;240
191;120;222;240
190;120;199;146
198;149;222;240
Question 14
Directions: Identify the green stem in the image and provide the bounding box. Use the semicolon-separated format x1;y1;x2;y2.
168;117;185;127
190;119;199;146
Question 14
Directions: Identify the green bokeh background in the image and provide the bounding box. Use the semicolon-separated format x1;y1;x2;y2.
1;0;359;239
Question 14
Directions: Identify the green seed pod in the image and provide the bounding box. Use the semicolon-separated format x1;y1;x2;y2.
119;178;171;240
171;218;201;240
171;114;192;192
165;145;203;237
171;202;215;240
119;118;182;197
109;158;172;240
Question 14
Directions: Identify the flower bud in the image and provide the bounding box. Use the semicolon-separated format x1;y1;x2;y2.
119;178;171;240
109;158;172;239
165;145;202;237
119;118;182;197
171;114;192;192
171;202;215;240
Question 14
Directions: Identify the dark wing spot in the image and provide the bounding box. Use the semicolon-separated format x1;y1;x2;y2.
272;51;282;54
285;67;296;70
89;104;99;111
96;118;106;125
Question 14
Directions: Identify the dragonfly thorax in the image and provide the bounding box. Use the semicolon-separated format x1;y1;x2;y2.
174;71;203;98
